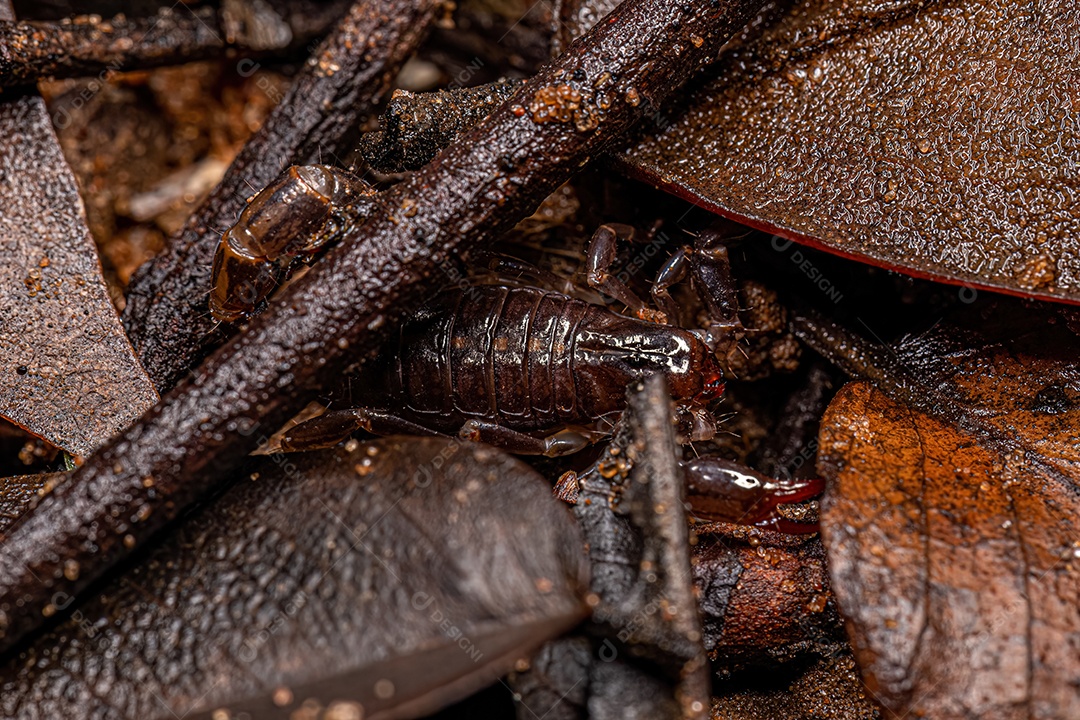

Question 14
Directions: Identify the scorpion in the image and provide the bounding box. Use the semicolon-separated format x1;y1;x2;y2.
209;164;824;531
557;455;824;534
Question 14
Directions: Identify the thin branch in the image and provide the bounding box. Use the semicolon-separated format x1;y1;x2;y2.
0;1;351;87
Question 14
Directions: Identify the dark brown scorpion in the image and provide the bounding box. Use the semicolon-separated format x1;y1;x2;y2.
209;164;824;530
209;164;741;454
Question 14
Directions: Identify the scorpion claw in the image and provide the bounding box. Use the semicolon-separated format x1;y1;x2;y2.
210;164;375;323
684;457;825;534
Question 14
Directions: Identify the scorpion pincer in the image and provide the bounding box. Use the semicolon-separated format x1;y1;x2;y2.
211;165;738;456
559;455;825;534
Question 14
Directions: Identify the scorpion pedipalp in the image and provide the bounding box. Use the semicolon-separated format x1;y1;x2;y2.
684;456;824;533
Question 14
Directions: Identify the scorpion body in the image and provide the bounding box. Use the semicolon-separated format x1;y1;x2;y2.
210;164;736;455
282;284;724;455
209;163;821;527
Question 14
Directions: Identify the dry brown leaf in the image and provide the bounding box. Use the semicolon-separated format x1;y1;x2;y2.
0;2;157;455
821;368;1080;718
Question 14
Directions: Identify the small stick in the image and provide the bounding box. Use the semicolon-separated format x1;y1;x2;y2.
358;78;524;173
0;1;350;87
0;0;766;656
122;0;441;392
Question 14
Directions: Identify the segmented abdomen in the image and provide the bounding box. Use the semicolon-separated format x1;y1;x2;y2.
381;285;601;432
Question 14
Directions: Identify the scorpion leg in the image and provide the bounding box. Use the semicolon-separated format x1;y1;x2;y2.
280;407;440;452
690;228;745;353
586;223;667;323
459;420;591;457
473;251;577;296
650;245;692;325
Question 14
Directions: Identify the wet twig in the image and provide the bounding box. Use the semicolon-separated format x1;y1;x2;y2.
0;1;351;87
122;0;441;392
600;376;711;716
358;78;524;173
0;0;766;656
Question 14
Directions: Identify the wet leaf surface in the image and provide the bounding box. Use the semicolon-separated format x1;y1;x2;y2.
620;0;1080;303
818;312;1080;718
0;437;589;719
0;472;54;534
0;1;157;456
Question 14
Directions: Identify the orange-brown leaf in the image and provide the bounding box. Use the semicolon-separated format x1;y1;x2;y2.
820;377;1080;719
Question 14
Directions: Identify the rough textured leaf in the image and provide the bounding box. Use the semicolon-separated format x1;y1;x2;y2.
0;1;156;455
0;472;54;534
0;437;588;719
620;0;1080;303
818;312;1080;719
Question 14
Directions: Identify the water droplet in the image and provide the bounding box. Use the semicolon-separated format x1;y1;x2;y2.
272;687;293;707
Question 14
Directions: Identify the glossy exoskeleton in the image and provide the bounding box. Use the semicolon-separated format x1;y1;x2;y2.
558;455;823;533
280;284;725;456
209;164;376;322
683;457;824;534
213;164;742;456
